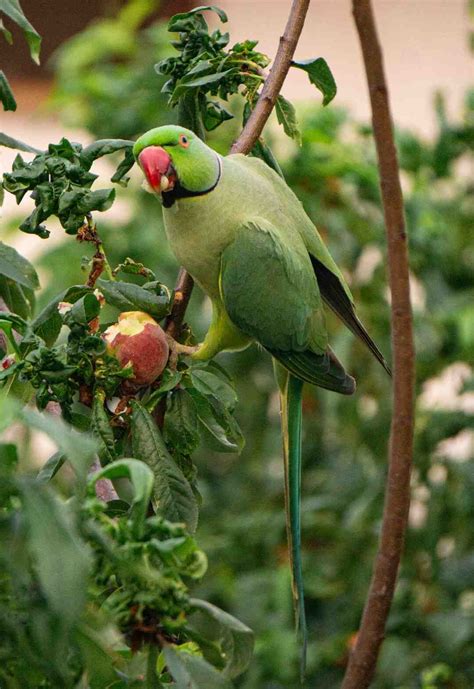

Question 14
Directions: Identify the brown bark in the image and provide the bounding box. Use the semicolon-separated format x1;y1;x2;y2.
341;2;415;688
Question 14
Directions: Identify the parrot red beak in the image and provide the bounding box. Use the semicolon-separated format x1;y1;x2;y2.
138;146;177;193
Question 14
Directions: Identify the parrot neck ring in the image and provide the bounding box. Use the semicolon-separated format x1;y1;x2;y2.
138;146;222;208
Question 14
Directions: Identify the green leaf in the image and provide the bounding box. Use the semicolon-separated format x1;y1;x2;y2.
164;647;232;689
0;241;39;290
168;5;228;33
32;285;92;345
36;451;66;484
189;368;237;410
0;0;41;63
21;481;91;627
171;70;233;103
291;57;337;106
0;275;33;318
187;388;244;453
65;293;100;326
80;138;133;169
111;147;135;186
190;599;254;679
21;408;97;482
0;441;18;473
89;458;154;529
131;401;198;532
96;278;171;319
164;387;200;456
275;95;301;144
0;70;16;111
75;623;120;689
91;389;116;465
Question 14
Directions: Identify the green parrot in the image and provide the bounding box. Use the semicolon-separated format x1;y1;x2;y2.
133;125;390;666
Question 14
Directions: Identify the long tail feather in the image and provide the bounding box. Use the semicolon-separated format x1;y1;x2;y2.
276;363;307;677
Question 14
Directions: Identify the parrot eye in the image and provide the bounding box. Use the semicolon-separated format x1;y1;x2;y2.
179;134;189;148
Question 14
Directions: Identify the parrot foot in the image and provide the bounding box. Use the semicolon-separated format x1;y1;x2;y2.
166;335;200;369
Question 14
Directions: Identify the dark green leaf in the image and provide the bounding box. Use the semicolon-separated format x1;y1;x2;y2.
97;278;171;319
21;481;91;627
0;241;39;289
91;389;116;465
0;70;16;111
291;57;337;106
164;388;200;455
0;276;32;318
164;647;232;689
0;441;18;473
131;401;198;532
75;623;119;689
111;147;135;186
189;368;237;410
65;293;100;325
190;599;254;678
36;452;66;484
32;285;92;345
0;0;41;63
187;388;244;453
80;138;133;169
89;458;154;529
275;95;301;144
168;5;228;32
171;70;232;103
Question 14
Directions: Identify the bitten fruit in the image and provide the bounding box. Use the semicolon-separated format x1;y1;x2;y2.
103;311;169;385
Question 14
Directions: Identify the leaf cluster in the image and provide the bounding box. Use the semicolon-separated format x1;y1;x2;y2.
1;137;134;237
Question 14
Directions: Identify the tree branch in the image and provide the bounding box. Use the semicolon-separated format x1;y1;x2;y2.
341;2;415;687
230;0;311;155
165;0;311;337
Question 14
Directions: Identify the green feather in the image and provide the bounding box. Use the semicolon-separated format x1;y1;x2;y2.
276;364;307;676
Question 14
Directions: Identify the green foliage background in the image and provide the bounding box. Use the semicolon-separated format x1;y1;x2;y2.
2;2;474;687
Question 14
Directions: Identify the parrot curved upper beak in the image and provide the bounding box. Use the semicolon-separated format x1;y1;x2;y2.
138;146;177;194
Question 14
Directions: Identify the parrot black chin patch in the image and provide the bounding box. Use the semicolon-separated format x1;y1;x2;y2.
161;156;222;208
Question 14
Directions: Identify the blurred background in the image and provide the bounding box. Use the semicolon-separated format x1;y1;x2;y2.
1;1;473;687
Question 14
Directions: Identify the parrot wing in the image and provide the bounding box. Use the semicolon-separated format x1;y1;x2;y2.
219;218;355;395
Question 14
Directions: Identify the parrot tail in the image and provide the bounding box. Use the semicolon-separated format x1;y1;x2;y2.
277;366;307;677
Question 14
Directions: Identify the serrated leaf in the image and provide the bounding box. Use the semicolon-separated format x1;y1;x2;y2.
275;95;301;144
164;647;232;689
0;70;16;111
0;0;41;63
21;481;91;627
97;278;171;319
0;241;39;289
291;57;337;106
89;458;153;529
190;599;254;679
131;401;198;532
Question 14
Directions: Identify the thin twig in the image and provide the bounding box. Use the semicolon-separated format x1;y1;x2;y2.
165;0;311;338
341;2;415;688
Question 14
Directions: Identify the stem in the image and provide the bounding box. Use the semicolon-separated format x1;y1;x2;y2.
231;0;311;155
77;215;114;287
146;644;160;689
165;0;311;338
341;2;415;688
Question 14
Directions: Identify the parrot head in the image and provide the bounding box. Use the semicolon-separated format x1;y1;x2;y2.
133;125;221;207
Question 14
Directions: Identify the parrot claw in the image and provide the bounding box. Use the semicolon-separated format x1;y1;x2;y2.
165;335;200;369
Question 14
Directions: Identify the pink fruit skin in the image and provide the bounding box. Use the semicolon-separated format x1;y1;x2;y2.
104;312;169;386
